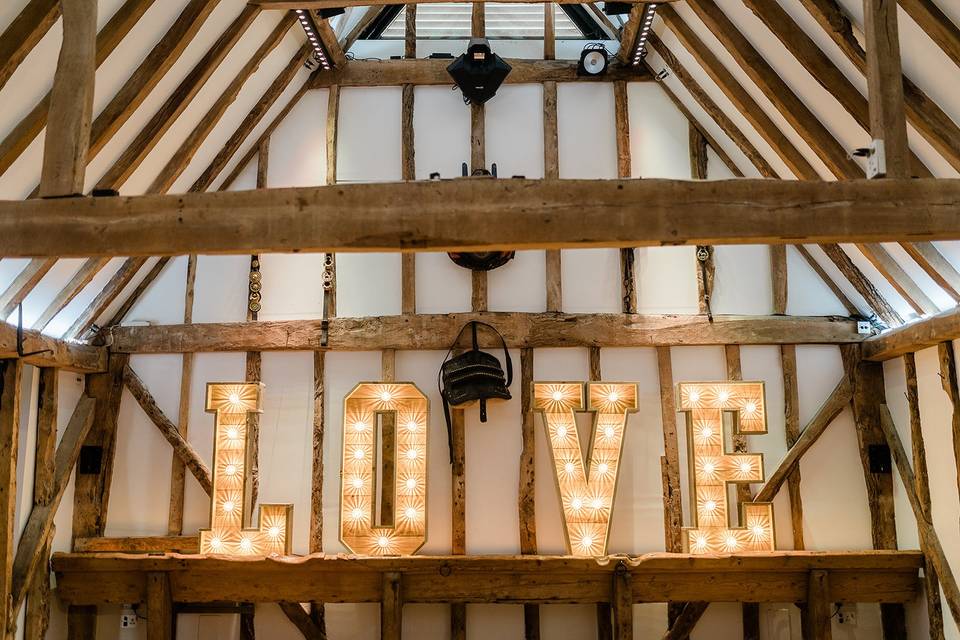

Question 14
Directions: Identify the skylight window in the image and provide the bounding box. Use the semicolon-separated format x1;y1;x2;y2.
381;3;585;39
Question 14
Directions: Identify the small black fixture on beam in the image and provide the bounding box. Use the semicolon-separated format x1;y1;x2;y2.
295;9;333;70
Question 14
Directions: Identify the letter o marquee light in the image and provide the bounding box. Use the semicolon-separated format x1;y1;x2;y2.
534;382;638;556
340;383;429;556
678;382;775;554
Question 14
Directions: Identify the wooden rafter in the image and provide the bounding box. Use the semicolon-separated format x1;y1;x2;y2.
863;305;960;360
254;0;680;7
898;0;960;71
0;323;104;372
32;258;110;332
0;0;60;93
0;259;57;319
65;258;148;341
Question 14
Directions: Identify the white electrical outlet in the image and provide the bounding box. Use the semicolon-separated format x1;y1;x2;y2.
837;603;858;626
120;605;138;628
867;139;887;179
857;321;871;335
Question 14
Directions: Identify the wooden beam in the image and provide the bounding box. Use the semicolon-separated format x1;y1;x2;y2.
100;258;170;331
519;349;539;640
95;5;261;192
617;4;644;64
470;1;487;320
277;602;324;639
663;602;709;640
543;80;561;313
405;4;417;59
878;405;960;628
898;242;960;303
771;246;788;315
39;0;98;197
121;365;213;495
382;573;403;640
0;259;57;319
314;15;347;67
0;0;60;93
863;305;960;360
9;395;97;625
754;379;852;502
52;551;924;606
32;258;110;332
401;84;416;315
0;0;154;179
543;2;555;59
611;565;632;640
903;352;945;639
803;571;832;639
857;243;938;315
256;0;679;7
797;0;960;173
614;80;636;316
168;255;196;536
819;244;903;326
899;0;960;69
308;350;327;634
65;258;148;340
73;536;199;554
310;58;650;88
937;341;960;511
109;314;860;354
0;323;106;373
146;573;173;640
6;178;960;258
793;245;859;316
864;0;911;179
0;360;22;638
148;14;296;195
779;346;805;550
656;347;684;627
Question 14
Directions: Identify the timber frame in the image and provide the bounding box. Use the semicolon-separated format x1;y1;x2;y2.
3;0;960;639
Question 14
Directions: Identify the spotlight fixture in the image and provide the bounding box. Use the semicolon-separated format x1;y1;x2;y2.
447;38;512;105
294;9;331;70
577;43;609;77
630;3;658;67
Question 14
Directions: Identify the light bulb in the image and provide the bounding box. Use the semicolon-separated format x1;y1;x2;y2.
581;535;594;549
377;536;390;548
704;500;716;512
406;420;418;432
380;391;392;402
689;390;700;403
210;537;223;550
352;477;364;489
598;463;609;474
604;426;615;439
726;536;738;550
701;427;713;439
354;448;365;460
268;526;281;538
225;464;237;476
354;421;366;432
226;427;239;440
556;426;567;438
352;508;364;520
240;537;252;552
591;498;602;510
405;507;417;519
552;391;564;401
739;461;752;473
222;500;235;513
703;462;715;474
718;391;730;403
607;392;619;402
406;448;418;460
564;462;576;475
695;536;707;549
406;478;417;490
571;498;583;511
228;392;241;405
752;525;765;537
744;402;756;415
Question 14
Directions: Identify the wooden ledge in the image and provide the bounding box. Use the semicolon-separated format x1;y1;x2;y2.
53;551;922;606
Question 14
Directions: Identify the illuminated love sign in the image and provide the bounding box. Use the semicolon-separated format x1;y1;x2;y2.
677;382;775;553
199;383;292;556
340;383;429;556
533;382;638;556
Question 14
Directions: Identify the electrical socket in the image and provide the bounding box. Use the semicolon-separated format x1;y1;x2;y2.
857;321;871;335
866;139;887;179
120;605;137;628
837;603;858;626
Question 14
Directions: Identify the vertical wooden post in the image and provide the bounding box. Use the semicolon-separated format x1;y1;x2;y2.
904;352;945;639
690;126;714;318
450;402;467;640
309;350;327;633
803;570;832;640
0;360;22;639
24;368;57;640
657;346;684;626
168;254;196;535
543;80;561;313
611;564;632;640
401;84;416;315
937;342;960;513
543;2;555;60
863;0;910;179
771;246;788;315
382;572;403;640
614;80;636;315
780;345;805;550
469;1;488;314
519;348;539;640
146;572;173;640
39;0;97;197
68;353;128;638
839;344;907;638
405;4;416;59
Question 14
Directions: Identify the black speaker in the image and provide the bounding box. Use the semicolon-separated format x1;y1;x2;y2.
447;39;512;105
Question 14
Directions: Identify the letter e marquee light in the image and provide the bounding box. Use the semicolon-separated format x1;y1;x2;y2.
534;382;638;556
340;383;429;556
678;382;775;554
200;383;293;556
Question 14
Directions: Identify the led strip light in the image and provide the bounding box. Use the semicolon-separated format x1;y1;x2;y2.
631;3;658;66
295;9;332;70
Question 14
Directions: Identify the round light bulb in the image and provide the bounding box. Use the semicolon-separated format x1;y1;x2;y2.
210;537;222;550
604;426;615;439
352;477;364;489
354;421;366;432
704;500;716;512
354;448;365;460
696;536;707;549
406;420;418;432
240;537;252;551
226;427;239;440
581;535;593;549
752;525;765;537
228;392;241;405
225;464;237;476
744;402;756;414
739;462;752;473
718;391;730;403
377;536;390;548
380;391;392;402
268;526;281;538
352;508;364;520
608;392;619;402
406;448;418;460
598;463;609;474
222;500;235;513
726;536;738;549
701;427;713;439
571;498;583;510
689;391;700;402
703;462;715;474
552;391;564;401
405;507;417;519
591;498;602;510
406;478;417;490
564;462;576;475
556;426;567;438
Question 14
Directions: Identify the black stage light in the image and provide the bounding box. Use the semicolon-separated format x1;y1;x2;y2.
578;43;609;76
446;38;512;105
602;2;632;15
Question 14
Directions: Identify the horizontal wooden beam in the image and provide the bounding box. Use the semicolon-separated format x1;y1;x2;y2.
862;306;960;361
256;0;678;7
52;551;922;606
0;323;106;372
73;536;199;554
309;59;650;88
2;179;959;258
108;313;860;353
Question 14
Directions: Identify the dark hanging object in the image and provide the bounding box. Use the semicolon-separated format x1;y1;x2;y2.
447;165;515;271
247;256;262;317
447;38;512;105
439;322;513;461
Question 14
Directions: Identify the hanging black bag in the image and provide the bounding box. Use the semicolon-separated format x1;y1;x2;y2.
439;321;513;461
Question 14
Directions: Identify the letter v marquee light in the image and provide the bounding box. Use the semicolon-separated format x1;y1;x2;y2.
200;383;293;556
534;382;638;556
678;382;775;554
